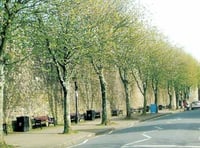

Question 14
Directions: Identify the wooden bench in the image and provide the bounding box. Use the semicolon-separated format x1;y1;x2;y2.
32;116;55;128
111;109;123;116
130;108;143;113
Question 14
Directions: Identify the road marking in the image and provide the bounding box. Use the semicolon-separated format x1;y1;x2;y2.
142;131;152;139
68;139;88;148
129;123;135;127
176;118;182;121
128;145;200;148
121;131;153;147
108;130;113;134
154;126;163;130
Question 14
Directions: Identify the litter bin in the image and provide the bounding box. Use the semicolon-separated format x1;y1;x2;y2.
12;120;17;132
16;116;29;132
86;110;95;120
146;106;150;112
158;105;163;110
150;104;157;113
111;109;119;116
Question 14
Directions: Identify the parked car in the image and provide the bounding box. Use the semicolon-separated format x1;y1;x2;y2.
191;101;200;110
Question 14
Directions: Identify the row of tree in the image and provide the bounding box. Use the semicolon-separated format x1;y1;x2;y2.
1;0;200;145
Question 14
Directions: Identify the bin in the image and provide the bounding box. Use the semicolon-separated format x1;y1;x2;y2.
150;104;157;113
12;120;17;131
86;110;95;120
16;116;30;132
111;109;119;116
146;106;150;112
158;105;163;110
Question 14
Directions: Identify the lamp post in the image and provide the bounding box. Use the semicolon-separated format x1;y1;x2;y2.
74;80;78;124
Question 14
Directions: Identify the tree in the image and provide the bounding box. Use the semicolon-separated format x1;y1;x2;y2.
130;26;155;114
32;0;86;133
148;33;171;110
114;25;139;118
0;0;45;144
81;0;129;125
173;51;199;108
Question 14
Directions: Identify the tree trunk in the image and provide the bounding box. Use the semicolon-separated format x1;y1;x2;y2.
46;40;71;133
98;69;108;125
119;68;131;118
168;94;173;109
143;86;147;115
198;85;200;101
62;82;71;133
175;89;179;109
167;82;173;109
48;89;54;120
0;63;5;144
55;95;58;125
153;81;158;105
124;80;131;118
153;84;158;113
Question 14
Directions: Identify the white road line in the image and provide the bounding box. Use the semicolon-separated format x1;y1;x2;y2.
154;126;163;130
128;123;135;127
121;131;153;148
128;145;200;148
108;130;113;134
68;139;88;148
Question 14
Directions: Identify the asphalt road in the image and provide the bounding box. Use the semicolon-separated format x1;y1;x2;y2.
71;109;200;148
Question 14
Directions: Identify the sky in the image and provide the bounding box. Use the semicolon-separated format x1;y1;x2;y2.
140;0;200;61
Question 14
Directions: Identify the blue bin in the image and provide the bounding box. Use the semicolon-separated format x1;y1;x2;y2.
150;104;157;113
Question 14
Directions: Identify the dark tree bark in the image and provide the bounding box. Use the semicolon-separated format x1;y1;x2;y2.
119;68;131;118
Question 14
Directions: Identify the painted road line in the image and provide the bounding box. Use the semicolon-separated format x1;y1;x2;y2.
121;131;153;147
108;130;113;134
128;145;200;148
68;139;88;148
154;126;163;130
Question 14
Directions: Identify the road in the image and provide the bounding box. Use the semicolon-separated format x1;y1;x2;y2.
71;109;200;148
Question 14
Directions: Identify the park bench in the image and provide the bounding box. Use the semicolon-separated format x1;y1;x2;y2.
95;111;101;118
130;106;150;114
70;113;85;122
32;116;55;128
130;107;143;113
111;109;123;116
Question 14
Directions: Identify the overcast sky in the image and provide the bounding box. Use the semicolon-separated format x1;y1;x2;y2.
140;0;200;61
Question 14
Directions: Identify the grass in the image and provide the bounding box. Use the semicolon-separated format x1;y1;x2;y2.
0;143;15;148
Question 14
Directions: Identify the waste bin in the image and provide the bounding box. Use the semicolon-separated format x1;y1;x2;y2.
146;106;150;112
12;120;17;132
86;110;95;120
16;116;30;132
111;109;119;116
158;105;163;110
150;104;157;113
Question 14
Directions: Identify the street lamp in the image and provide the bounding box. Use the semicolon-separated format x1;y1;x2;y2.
74;80;78;124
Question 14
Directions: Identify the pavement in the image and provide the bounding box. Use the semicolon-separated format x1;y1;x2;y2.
4;109;183;148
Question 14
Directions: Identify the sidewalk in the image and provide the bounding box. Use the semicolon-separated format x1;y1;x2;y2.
4;110;181;148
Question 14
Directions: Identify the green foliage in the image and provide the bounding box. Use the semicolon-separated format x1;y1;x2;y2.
1;0;200;137
0;143;14;148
